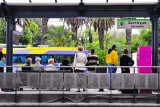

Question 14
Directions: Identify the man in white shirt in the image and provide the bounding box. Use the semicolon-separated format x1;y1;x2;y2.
46;58;57;71
33;57;44;71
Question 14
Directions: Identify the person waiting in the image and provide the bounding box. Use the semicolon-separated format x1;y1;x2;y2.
120;48;137;94
0;46;6;72
106;43;118;73
87;48;99;73
46;58;57;71
22;58;32;71
32;57;44;71
120;48;134;73
60;58;73;73
18;58;22;63
73;46;87;92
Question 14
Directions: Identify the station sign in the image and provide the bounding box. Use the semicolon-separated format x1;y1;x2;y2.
117;19;150;29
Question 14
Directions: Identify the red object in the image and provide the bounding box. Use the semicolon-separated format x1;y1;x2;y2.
138;46;152;73
138;46;152;94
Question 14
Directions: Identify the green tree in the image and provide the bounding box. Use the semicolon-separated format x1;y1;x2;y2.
61;18;86;42
139;29;152;46
0;18;6;43
138;20;160;47
19;27;32;45
29;22;38;36
32;18;43;43
90;18;115;50
84;25;93;43
131;34;148;53
46;25;75;47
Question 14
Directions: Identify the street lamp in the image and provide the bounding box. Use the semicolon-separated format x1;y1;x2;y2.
78;35;89;50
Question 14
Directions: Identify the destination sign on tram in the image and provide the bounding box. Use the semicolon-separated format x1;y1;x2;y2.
117;19;150;29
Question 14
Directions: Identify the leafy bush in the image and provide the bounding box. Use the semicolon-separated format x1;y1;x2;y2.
19;27;32;45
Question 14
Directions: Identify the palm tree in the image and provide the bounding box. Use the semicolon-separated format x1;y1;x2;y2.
90;18;115;50
84;25;93;43
0;18;6;43
124;18;135;55
126;29;132;43
46;25;75;47
42;18;49;44
61;18;86;42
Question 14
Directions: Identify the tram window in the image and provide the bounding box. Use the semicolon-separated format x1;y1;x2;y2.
54;55;63;63
71;56;74;63
35;56;41;59
18;56;26;63
49;55;54;58
66;56;72;63
42;55;48;64
63;55;74;63
26;56;30;59
13;56;18;63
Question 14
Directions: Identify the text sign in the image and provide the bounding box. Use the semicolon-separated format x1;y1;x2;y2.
117;19;150;29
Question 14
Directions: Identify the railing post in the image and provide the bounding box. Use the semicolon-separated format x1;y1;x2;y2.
38;69;42;103
85;67;88;103
133;67;136;103
109;66;112;103
15;66;18;103
62;67;65;103
157;68;160;103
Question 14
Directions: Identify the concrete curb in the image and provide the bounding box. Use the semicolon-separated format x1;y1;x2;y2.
0;103;160;107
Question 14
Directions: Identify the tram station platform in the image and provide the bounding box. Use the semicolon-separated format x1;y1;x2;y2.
0;89;160;107
0;71;159;106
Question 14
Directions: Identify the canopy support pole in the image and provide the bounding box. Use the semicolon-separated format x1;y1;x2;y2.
151;17;159;73
6;16;13;72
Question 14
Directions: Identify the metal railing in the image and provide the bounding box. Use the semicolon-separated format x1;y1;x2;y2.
0;65;159;103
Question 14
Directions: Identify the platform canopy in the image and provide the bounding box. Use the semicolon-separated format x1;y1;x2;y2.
0;0;159;18
1;0;160;73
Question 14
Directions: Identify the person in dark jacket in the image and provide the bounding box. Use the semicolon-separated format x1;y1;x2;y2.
22;58;32;71
60;58;73;73
120;49;134;73
60;58;73;91
120;49;137;94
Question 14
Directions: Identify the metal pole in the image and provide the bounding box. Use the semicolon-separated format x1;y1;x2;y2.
151;18;155;72
109;66;112;103
85;71;88;103
133;67;136;103
38;70;42;102
157;69;160;103
6;17;13;72
15;66;18;103
151;18;155;73
62;67;65;103
153;17;159;73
